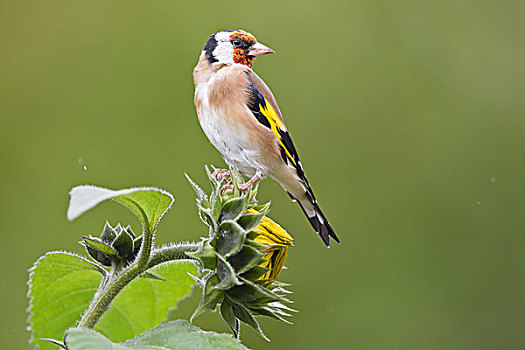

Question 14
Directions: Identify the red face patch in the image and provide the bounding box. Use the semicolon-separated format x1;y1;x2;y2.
229;31;256;43
232;49;254;67
229;31;256;68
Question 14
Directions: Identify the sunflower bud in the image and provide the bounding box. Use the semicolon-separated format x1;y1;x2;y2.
247;208;293;282
82;221;142;267
186;166;295;340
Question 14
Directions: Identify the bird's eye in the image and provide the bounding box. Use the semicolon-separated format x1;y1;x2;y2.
232;39;242;47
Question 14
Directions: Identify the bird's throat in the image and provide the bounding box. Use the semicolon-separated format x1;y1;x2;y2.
233;49;254;68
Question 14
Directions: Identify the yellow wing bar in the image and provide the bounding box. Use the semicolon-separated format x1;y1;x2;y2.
259;102;297;166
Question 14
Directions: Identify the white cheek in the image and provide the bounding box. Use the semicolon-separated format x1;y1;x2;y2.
213;44;234;65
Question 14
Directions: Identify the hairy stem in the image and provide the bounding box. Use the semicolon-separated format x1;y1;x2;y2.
147;242;200;269
77;240;200;328
77;263;141;328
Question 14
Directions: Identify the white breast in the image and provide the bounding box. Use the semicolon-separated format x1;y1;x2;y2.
195;75;267;176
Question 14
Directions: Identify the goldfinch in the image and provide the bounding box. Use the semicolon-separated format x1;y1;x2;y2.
193;29;339;246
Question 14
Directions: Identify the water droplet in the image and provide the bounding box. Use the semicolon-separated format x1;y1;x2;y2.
78;157;88;171
490;176;496;183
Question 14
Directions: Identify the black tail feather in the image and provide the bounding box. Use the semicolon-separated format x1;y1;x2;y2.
288;192;340;247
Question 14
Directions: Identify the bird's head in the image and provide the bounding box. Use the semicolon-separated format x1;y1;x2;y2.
203;30;274;68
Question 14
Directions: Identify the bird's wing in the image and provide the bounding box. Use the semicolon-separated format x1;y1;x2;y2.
244;70;313;195
244;69;339;246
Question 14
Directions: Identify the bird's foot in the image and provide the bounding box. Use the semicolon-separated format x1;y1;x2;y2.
237;173;261;193
212;169;231;182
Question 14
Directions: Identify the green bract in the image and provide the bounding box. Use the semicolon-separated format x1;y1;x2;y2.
186;166;295;340
82;222;142;266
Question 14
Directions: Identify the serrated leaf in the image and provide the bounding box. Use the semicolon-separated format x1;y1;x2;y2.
64;320;247;350
216;221;245;258
27;252;102;350
27;252;196;348
82;237;118;257
220;195;249;222
68;186;174;235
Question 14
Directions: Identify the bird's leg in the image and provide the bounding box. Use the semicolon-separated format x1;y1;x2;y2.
237;172;262;193
212;168;231;181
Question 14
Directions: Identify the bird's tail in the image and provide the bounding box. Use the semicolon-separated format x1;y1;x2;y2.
288;192;340;247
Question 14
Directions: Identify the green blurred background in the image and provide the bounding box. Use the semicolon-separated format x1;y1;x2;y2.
1;0;524;349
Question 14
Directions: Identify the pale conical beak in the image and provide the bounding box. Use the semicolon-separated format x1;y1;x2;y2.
248;42;275;56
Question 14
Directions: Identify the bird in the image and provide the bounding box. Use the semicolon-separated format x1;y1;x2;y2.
192;29;339;247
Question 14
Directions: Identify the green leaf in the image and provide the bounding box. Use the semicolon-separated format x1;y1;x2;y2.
27;252;102;350
227;277;285;304
64;320;247;350
220;299;239;338
216;221;245;258
199;207;218;234
67;185;174;234
228;246;265;275
185;173;210;208
249;306;293;324
192;274;224;321
204;164;219;193
241;265;269;281
113;189;173;234
82;237;118;257
237;212;265;232
230;302;268;341
186;239;217;270
100;221;117;242
96;261;198;342
220;195;249;222
27;252;196;348
85;245;112;266
133;236;143;255
216;255;243;291
124;225;136;239
112;230;134;258
211;193;223;222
